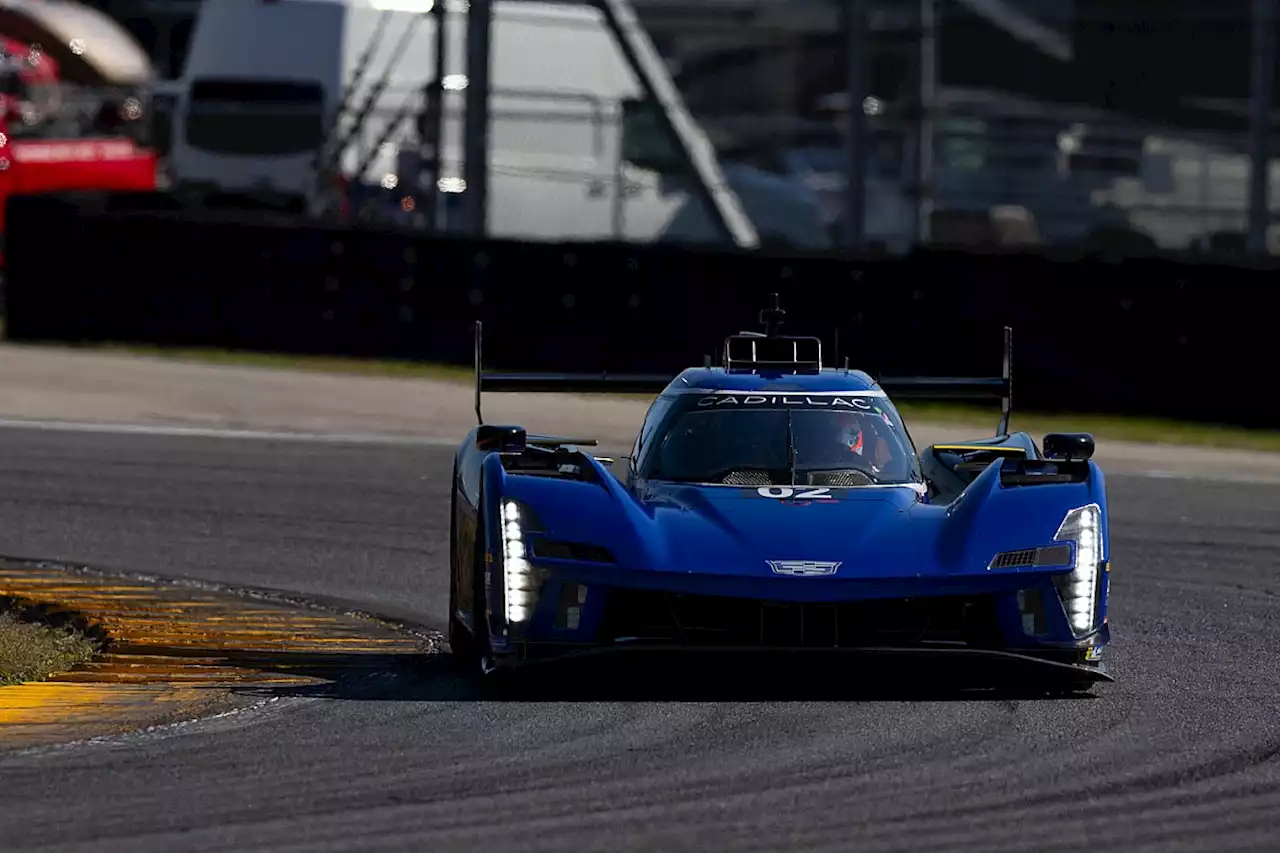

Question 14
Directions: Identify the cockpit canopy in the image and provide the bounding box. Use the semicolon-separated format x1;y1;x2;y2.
639;392;923;488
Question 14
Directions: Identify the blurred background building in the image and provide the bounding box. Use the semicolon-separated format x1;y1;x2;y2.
6;0;1280;255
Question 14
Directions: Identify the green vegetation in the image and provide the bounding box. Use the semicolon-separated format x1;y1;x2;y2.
53;343;1280;454
0;611;97;686
893;402;1280;454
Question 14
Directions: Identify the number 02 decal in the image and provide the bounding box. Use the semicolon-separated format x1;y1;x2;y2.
757;486;832;500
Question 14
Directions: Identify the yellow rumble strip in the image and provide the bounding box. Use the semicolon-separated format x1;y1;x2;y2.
0;564;427;750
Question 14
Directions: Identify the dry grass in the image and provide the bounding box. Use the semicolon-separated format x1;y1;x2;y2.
893;402;1280;454
46;343;1280;454
0;611;97;686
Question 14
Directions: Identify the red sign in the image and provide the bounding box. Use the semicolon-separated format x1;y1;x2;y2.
0;123;158;261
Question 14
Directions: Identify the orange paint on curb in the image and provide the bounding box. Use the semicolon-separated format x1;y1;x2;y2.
0;565;427;750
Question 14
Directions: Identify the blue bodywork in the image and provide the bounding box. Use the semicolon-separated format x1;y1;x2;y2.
450;323;1112;688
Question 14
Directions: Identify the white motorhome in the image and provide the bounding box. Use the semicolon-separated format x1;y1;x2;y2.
157;0;828;247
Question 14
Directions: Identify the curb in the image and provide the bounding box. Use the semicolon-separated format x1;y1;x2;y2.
0;562;431;751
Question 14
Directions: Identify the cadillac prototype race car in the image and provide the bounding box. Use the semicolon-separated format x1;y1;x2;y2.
449;297;1112;692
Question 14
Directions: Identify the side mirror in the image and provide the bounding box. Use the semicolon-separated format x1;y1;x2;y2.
1043;432;1095;461
476;424;527;453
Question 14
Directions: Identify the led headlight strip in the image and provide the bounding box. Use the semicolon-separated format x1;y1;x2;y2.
1052;503;1102;635
501;499;536;623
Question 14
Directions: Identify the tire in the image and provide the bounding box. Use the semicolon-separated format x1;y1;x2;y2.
448;462;481;675
448;477;518;697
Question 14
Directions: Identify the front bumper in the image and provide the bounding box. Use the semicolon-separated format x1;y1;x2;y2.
488;581;1111;680
488;642;1112;686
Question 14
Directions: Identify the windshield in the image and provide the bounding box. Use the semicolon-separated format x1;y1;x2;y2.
644;396;921;488
185;78;325;157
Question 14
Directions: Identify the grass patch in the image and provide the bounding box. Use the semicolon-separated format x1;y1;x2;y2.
27;342;1280;454
892;402;1280;453
90;343;476;382
0;610;98;686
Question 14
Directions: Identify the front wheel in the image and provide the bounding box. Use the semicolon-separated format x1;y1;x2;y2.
448;465;482;675
447;586;481;675
448;486;519;696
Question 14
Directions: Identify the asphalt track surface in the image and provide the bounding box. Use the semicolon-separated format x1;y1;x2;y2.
0;425;1277;852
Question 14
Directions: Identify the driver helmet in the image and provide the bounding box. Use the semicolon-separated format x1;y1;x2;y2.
834;411;897;475
833;412;866;456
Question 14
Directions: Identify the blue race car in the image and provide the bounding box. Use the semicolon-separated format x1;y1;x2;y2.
449;296;1111;692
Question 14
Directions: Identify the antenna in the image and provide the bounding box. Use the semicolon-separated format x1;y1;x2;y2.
759;292;785;337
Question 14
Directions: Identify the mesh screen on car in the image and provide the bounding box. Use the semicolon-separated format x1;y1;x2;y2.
720;470;772;486
807;470;875;487
717;469;875;487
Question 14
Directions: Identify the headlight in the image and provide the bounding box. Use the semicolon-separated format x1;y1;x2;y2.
501;499;536;623
1052;503;1102;635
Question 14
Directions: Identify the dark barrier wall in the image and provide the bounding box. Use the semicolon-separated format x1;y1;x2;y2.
7;193;1280;428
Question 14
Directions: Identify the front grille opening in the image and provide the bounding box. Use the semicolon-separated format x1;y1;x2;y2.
600;591;1001;649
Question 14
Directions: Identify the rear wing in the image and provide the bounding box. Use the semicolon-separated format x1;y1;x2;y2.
473;321;674;425
876;325;1013;436
472;316;1014;437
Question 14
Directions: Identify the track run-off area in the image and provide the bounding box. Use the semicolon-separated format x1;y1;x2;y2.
0;414;1273;853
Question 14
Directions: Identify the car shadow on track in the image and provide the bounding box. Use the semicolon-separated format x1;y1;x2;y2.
202;647;1105;704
